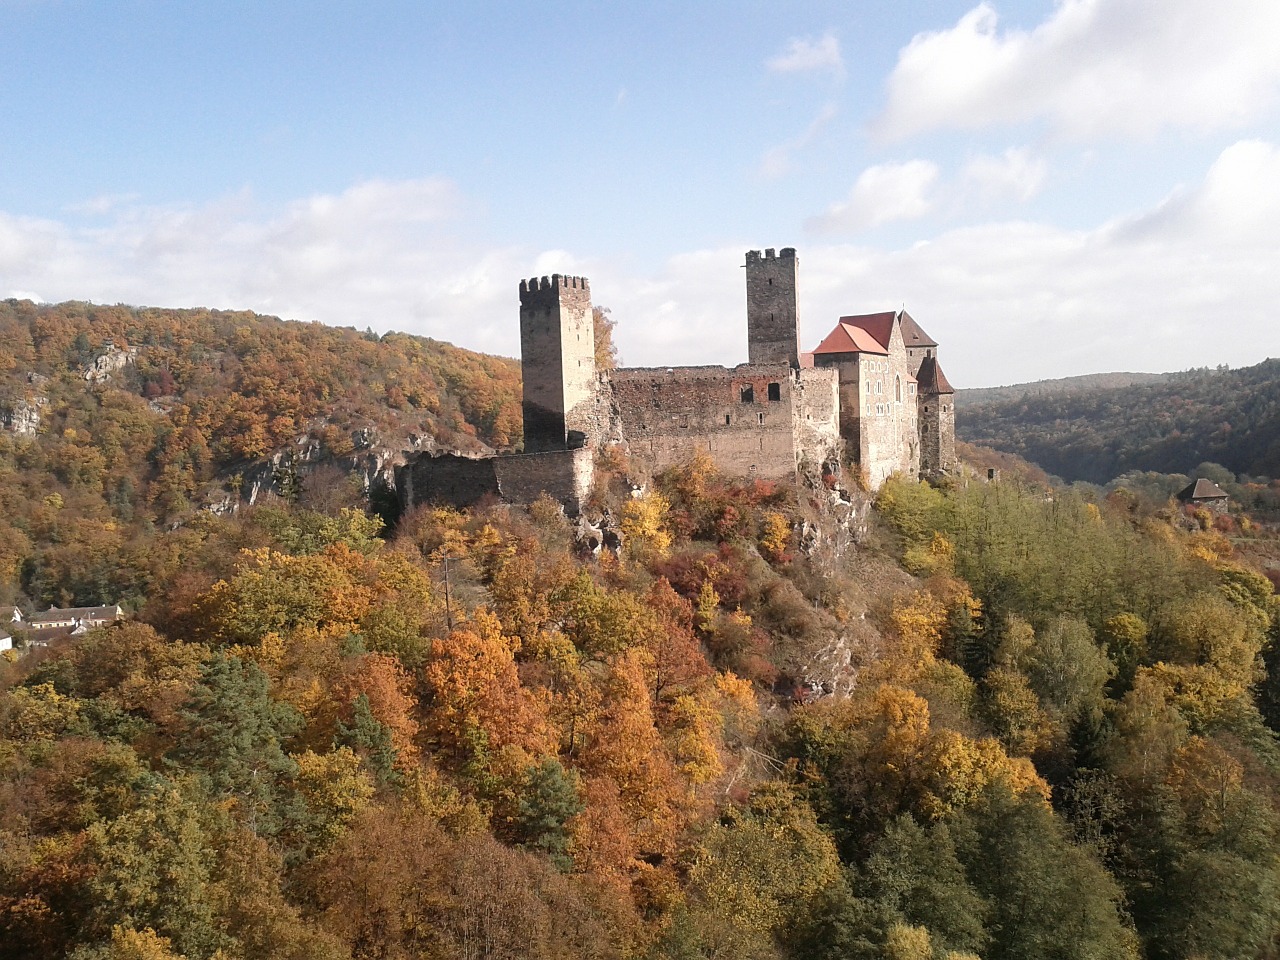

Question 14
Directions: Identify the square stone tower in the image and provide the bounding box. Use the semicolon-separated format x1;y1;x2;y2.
745;247;800;368
519;274;598;452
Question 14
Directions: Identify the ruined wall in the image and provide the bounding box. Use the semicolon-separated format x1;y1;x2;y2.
396;454;501;512
494;447;594;516
745;248;800;368
610;363;801;479
396;447;595;516
791;367;842;474
519;275;597;452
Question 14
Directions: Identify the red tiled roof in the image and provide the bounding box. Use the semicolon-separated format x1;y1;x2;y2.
812;320;889;356
917;356;954;394
838;312;897;351
898;311;937;348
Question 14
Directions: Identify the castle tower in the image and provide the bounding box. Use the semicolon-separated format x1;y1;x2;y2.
745;247;800;368
917;355;955;479
519;274;597;453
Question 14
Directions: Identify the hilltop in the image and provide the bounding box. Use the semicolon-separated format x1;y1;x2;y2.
955;371;1169;408
956;359;1280;484
0;299;521;608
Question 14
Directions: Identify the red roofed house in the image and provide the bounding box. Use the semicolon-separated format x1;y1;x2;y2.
811;309;955;486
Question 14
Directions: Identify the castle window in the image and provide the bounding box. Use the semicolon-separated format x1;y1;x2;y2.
767;382;780;402
922;423;929;433
758;412;765;425
725;414;731;425
924;406;929;413
895;376;902;402
740;385;754;403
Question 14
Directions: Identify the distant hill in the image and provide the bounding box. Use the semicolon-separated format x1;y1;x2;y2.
0;300;523;606
957;360;1280;484
955;371;1169;408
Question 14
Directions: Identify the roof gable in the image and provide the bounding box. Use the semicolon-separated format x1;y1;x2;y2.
838;312;897;351
899;311;937;349
917;356;954;395
1178;478;1229;501
812;320;889;356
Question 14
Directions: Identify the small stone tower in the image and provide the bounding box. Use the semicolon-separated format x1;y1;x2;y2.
519;274;597;453
745;247;800;368
917;355;955;479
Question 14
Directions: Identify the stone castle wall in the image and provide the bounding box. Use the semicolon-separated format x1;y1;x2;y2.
791;367;842;474
396;446;595;517
744;247;801;368
610;363;831;480
818;322;920;488
519;275;597;452
920;396;955;479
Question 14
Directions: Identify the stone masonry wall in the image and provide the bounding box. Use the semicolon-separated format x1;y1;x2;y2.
920;396;955;479
396;447;595;517
519;275;597;452
493;447;594;516
744;248;800;368
610;363;800;480
857;321;919;487
791;367;842;474
396;454;501;512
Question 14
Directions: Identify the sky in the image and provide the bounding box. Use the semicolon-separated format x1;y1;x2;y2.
1;0;1279;387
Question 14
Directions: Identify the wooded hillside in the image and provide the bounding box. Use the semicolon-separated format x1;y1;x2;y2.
5;304;1280;959
957;360;1280;483
0;300;522;609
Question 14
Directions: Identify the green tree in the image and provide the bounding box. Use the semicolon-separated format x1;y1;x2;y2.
951;786;1139;960
170;652;302;837
512;758;584;871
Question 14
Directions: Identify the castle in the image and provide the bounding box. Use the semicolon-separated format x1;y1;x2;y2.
397;247;955;515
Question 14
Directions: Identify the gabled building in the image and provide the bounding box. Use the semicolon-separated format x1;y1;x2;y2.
25;605;123;631
1178;478;1230;512
812;309;955;488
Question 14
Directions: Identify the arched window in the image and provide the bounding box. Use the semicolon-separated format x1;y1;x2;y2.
895;376;902;402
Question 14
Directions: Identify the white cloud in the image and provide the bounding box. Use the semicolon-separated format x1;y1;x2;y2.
1111;139;1280;245
874;0;1280;141
609;140;1280;385
766;32;844;80
4;143;1279;387
758;102;839;179
0;178;527;357
809;160;940;232
960;147;1047;203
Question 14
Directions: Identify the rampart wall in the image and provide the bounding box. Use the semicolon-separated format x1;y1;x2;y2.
397;447;595;517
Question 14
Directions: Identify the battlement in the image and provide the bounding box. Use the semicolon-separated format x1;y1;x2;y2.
519;273;591;305
745;247;797;264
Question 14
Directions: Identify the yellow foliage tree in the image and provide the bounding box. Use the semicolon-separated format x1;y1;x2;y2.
620;489;673;564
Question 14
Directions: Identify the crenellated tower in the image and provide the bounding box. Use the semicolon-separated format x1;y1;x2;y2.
519;274;597;452
745;247;800;368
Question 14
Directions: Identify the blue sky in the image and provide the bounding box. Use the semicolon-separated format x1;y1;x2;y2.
2;0;1279;386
